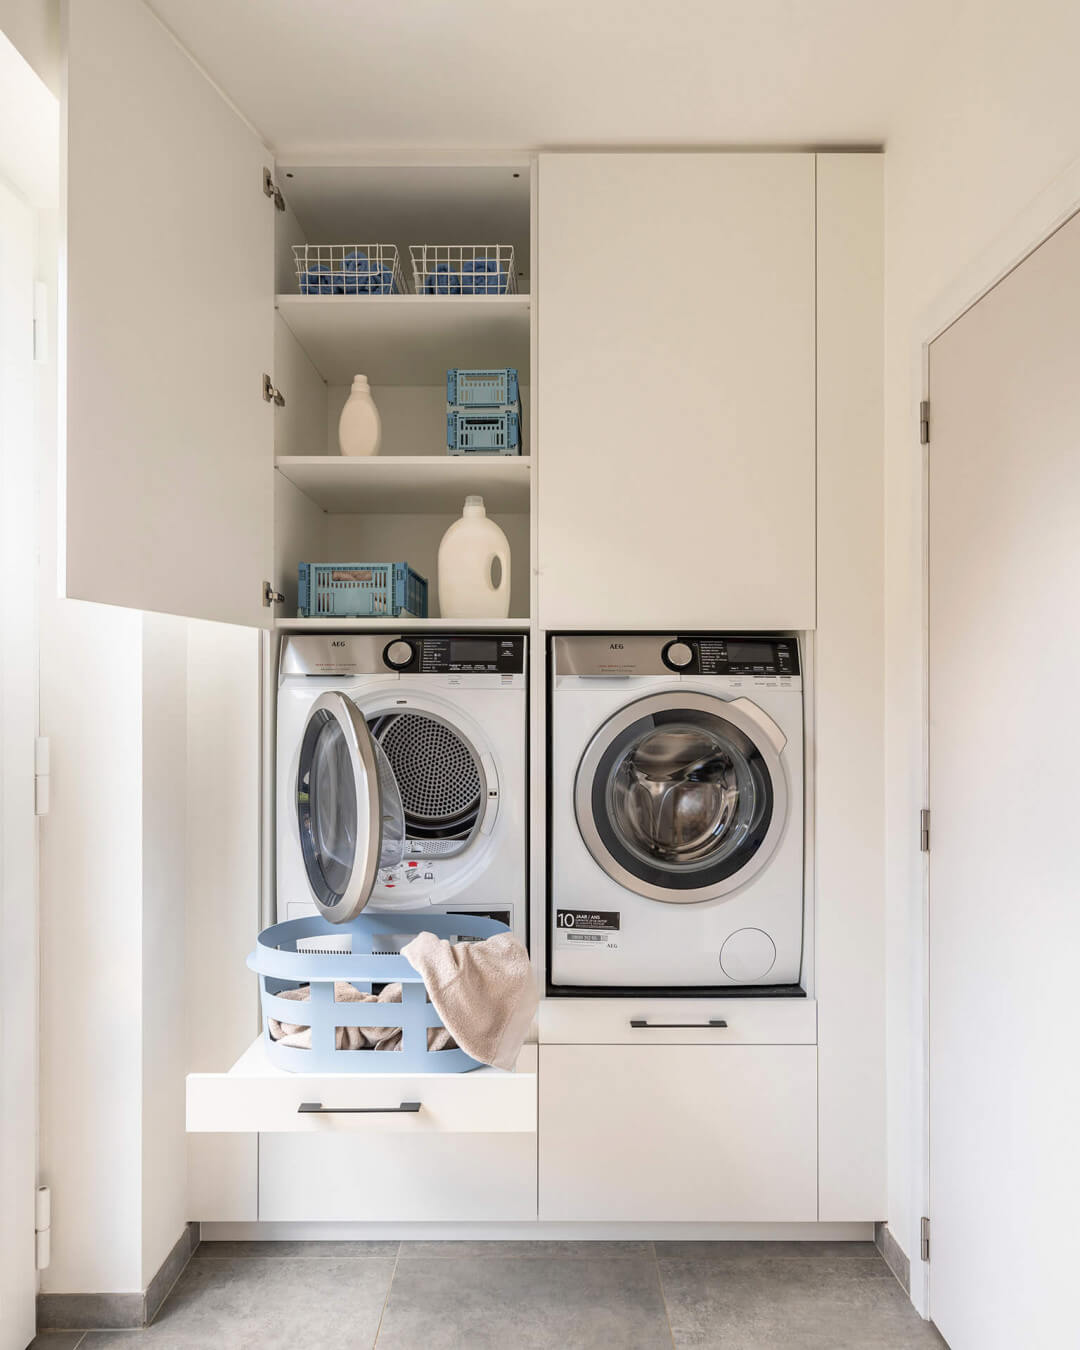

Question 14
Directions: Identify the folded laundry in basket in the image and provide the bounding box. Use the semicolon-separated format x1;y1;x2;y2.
267;981;457;1052
401;931;537;1071
459;258;508;294
424;263;461;295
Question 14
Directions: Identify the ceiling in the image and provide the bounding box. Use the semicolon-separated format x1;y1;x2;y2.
147;0;919;156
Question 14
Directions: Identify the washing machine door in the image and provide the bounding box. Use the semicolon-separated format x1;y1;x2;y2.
574;692;789;904
297;691;405;923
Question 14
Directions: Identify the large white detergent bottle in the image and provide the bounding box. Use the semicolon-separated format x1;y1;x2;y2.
437;495;511;618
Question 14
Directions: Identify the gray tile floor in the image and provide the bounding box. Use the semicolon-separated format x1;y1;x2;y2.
29;1241;948;1350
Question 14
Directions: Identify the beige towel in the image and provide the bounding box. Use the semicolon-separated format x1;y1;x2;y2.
401;932;537;1070
268;981;456;1052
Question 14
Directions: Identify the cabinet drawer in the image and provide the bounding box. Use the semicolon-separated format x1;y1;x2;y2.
259;1133;537;1222
187;1038;536;1135
539;1045;817;1221
539;998;816;1045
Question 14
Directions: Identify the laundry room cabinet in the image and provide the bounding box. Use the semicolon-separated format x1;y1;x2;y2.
536;152;816;631
62;0;885;1237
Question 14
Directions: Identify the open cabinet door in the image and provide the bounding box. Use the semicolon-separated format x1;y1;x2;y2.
64;0;275;627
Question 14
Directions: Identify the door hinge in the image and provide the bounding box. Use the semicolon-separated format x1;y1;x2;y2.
262;167;285;212
920;1215;931;1262
920;808;930;852
263;581;285;608
919;400;930;445
35;1185;51;1270
262;373;285;406
34;737;50;816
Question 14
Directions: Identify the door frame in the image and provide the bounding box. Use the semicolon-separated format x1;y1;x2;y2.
915;150;1080;1321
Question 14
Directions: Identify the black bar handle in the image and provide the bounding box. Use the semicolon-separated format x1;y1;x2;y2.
629;1019;728;1029
297;1101;421;1114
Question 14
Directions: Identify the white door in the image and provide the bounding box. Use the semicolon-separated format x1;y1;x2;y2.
537;152;815;630
64;0;276;627
0;177;39;1350
927;211;1080;1348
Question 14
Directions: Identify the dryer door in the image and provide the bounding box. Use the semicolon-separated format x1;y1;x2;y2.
575;692;789;904
297;692;405;923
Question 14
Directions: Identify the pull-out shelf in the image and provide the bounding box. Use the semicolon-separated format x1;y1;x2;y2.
187;1037;537;1135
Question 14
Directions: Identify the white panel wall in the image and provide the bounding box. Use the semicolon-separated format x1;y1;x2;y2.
814;154;885;1220
140;614;190;1282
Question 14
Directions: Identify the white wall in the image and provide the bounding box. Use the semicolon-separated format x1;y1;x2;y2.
0;0;59;94
882;0;1080;1309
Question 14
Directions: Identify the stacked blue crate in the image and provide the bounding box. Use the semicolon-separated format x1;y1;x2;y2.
446;368;522;456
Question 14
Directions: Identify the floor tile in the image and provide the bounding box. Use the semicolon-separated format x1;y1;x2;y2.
658;1258;945;1350
28;1335;87;1350
399;1239;654;1259
80;1255;396;1350
655;1240;886;1270
375;1255;673;1350
193;1238;399;1260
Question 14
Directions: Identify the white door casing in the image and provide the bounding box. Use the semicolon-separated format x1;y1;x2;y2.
927;208;1080;1349
64;0;275;627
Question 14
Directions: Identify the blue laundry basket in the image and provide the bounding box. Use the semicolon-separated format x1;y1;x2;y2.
250;911;509;1073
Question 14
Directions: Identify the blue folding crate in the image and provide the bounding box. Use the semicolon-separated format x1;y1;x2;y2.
297;562;428;618
447;410;521;455
446;368;520;408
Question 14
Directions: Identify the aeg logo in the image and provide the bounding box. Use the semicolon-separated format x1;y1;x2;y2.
330;640;346;648
609;643;624;650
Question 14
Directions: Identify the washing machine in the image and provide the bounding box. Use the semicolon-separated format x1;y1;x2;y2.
550;634;804;990
277;632;526;943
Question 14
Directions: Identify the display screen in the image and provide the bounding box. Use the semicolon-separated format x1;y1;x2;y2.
450;639;498;664
727;641;775;665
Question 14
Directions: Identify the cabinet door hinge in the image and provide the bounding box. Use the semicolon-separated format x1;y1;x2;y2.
263;581;285;608
262;167;286;212
34;737;50;816
920;808;930;852
262;373;285;406
919;400;930;445
920;1216;931;1262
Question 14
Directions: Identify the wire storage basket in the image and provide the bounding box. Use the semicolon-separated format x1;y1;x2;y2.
411;245;517;296
297;561;428;618
293;244;407;295
250;911;510;1073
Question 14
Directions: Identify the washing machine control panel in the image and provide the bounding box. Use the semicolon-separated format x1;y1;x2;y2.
386;634;527;674
663;636;800;677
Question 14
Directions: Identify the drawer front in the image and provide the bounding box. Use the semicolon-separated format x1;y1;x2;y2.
539;998;816;1045
186;1040;537;1135
539;1045;817;1221
260;1133;537;1222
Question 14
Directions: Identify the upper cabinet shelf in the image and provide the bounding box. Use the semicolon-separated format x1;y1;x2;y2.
276;455;531;514
276;294;531;386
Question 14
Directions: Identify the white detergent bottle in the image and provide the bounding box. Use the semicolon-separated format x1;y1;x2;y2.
338;374;381;456
437;495;511;618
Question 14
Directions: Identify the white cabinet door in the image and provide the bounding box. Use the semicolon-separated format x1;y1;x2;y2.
539;1045;817;1221
65;0;275;627
537;153;815;630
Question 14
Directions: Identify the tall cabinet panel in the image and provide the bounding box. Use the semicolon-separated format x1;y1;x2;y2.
537;153;815;630
65;0;274;627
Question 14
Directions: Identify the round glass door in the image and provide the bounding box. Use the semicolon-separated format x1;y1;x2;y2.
575;693;788;904
297;692;404;923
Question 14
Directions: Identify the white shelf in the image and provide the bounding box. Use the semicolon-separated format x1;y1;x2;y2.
276;455;530;514
277;616;531;633
275;294;531;386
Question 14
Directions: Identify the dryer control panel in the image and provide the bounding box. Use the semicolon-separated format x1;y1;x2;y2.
671;636;800;677
393;634;526;674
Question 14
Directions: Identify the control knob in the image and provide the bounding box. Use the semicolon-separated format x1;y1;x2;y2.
663;640;694;670
383;639;415;670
